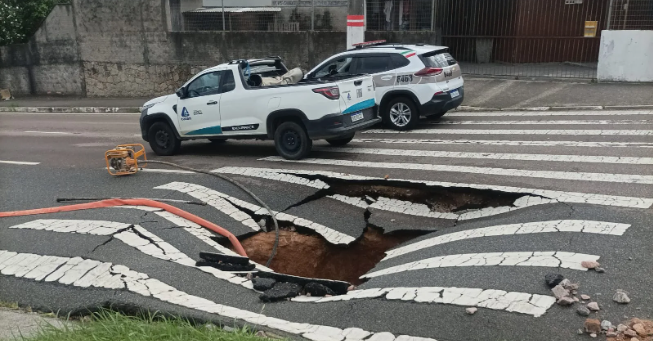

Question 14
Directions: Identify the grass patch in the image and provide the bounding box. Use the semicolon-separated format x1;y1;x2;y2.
0;301;20;310
23;309;272;341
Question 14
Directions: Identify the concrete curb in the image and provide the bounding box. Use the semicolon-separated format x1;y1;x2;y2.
455;104;653;112
0;107;140;113
1;104;652;114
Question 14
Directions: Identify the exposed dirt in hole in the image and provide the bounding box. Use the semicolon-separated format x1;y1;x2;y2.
225;226;428;285
327;182;522;213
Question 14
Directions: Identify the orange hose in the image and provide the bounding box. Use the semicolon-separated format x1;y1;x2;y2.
0;198;248;257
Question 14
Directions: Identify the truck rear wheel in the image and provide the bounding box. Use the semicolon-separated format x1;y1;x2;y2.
274;121;312;160
148;121;181;156
326;133;355;146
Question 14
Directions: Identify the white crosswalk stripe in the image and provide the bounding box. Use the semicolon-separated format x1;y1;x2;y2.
364;129;653;135
260;156;653;184
446;110;653;117
428;120;652;125
314;147;653;165
351;138;653;148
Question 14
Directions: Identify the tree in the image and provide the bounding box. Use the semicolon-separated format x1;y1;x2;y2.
0;0;58;46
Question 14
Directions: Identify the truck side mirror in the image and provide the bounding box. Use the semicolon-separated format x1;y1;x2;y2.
175;87;186;99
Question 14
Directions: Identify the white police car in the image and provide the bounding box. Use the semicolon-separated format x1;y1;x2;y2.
305;41;464;130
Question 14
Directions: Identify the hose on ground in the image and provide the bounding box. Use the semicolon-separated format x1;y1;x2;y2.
143;160;279;267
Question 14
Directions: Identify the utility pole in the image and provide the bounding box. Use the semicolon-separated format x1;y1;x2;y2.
347;0;365;48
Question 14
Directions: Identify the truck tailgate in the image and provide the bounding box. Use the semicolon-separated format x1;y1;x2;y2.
337;75;376;115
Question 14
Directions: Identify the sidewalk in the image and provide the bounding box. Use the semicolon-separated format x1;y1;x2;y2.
1;79;652;113
0;308;70;340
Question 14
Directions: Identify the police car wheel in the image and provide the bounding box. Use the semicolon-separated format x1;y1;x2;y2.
326;133;355;146
148;122;181;156
383;97;419;130
274;121;312;160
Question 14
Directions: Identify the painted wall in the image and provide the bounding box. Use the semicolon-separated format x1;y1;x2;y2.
597;30;653;82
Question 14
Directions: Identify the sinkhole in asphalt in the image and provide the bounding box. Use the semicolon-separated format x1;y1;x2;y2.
292;175;525;213
221;225;428;285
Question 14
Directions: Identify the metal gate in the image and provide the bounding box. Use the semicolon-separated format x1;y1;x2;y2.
432;0;653;79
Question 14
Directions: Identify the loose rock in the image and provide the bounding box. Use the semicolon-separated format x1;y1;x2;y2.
596;267;605;273
551;285;570;300
252;277;277;291
465;307;477;315
559;278;571;288
624;329;638;338
347;285;356;291
630;338;639;341
573;297;580;302
613;289;631;304
581;294;591;300
577;329;584;335
557;297;575;306
585;319;602;334
632;323;646;336
601;320;613;331
577;306;591;317
545;273;565;288
304;282;335;297
258;219;267;228
260;282;302;302
582;260;600;269
587;302;600;311
617;324;629;332
606;331;617;337
590;333;597;338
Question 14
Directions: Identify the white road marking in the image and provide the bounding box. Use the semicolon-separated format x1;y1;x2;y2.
23;130;73;135
446;111;653;117
429;120;652;125
156;182;356;244
315;147;653;165
0;250;439;341
292;286;556;317
260;157;653;185
215;167;653;209
0;160;40;165
351;138;653;148
383;220;629;261
363;252;600;279
363;129;653;136
6;219;250;285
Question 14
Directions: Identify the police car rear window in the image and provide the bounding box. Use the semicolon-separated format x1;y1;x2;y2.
420;51;457;68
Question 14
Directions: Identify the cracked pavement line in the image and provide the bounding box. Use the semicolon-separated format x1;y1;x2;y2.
0;250;440;341
292;286;556;317
6;219;251;287
382;220;630;261
260;157;653;185
362;252;600;279
155;182;356;244
214;167;653;208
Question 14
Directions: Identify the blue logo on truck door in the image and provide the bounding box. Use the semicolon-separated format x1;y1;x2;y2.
181;107;191;121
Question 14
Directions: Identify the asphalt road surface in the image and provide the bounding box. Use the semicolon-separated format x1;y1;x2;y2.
1;110;652;341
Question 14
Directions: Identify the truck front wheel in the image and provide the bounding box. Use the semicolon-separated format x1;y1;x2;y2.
274;121;312;160
148;121;181;156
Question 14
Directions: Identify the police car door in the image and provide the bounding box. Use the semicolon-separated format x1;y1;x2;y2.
353;54;398;106
177;71;222;136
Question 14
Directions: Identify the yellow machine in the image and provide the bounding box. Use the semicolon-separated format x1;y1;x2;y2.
105;144;147;176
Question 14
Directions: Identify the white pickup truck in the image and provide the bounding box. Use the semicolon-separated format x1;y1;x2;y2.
139;57;379;159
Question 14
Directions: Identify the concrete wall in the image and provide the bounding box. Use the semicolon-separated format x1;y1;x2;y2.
0;0;441;97
0;5;83;95
598;30;653;83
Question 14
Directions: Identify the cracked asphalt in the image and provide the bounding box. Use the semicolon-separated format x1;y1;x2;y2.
1;110;652;341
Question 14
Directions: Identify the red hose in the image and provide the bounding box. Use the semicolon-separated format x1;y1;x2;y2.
0;198;248;257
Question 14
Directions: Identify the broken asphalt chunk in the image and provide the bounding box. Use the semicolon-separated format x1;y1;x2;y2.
199;252;251;265
545;273;564;288
551;284;570;300
259;282;302;302
255;271;350;295
252;277;276;291
613;289;631;304
304;282;335;297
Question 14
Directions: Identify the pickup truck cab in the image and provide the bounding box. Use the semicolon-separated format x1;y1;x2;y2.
139;57;379;159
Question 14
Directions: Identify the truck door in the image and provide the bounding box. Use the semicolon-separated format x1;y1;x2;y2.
177;71;223;136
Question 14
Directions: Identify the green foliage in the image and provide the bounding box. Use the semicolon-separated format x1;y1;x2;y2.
25;309;273;341
0;0;59;45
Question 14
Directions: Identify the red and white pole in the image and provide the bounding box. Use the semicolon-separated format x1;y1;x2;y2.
347;15;365;48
